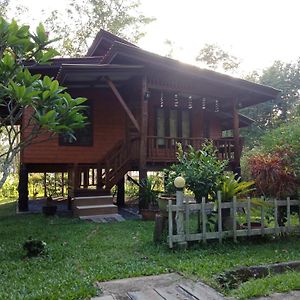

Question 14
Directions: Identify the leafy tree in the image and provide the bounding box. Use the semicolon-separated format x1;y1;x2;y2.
196;43;240;72
241;59;300;146
0;0;9;17
0;17;87;188
45;0;155;57
242;115;300;196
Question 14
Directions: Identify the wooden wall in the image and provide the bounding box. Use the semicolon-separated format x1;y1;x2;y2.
21;88;126;164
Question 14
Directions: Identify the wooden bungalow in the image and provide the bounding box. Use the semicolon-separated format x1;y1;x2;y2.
18;30;280;216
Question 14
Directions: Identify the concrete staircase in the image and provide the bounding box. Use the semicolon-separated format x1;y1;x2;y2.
73;195;118;218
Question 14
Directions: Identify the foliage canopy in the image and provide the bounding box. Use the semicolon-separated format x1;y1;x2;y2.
45;0;155;56
0;17;87;188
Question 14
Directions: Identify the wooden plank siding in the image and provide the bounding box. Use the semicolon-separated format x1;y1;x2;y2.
21;83;224;167
21;89;126;164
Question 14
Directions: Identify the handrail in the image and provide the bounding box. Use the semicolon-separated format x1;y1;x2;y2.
146;136;242;162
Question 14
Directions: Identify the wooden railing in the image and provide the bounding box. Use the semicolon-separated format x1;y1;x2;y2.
147;136;242;162
168;193;300;248
101;137;139;190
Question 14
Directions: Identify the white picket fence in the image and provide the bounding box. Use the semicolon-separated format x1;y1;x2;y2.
167;192;300;249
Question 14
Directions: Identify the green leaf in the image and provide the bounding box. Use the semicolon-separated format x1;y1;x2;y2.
36;23;47;43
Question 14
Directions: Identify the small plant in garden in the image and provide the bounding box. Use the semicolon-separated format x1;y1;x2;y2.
23;238;47;257
218;172;255;201
165;142;227;202
248;150;298;198
127;176;163;210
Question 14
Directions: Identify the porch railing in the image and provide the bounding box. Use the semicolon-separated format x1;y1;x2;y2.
147;136;242;162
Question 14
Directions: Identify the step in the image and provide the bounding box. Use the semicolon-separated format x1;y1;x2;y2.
74;204;118;217
74;189;110;197
73;195;113;206
79;214;125;223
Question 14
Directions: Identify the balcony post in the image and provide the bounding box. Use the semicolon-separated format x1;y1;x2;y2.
139;76;148;182
232;99;241;176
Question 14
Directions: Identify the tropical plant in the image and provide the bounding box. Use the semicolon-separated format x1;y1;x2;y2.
128;176;162;210
0;18;87;188
248;150;298;198
218;172;255;202
165;142;227;202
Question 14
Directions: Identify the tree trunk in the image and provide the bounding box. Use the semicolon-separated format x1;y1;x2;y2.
18;164;29;212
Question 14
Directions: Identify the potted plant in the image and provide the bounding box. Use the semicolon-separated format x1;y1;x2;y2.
42;196;57;216
217;172;255;229
136;177;161;220
157;169;177;216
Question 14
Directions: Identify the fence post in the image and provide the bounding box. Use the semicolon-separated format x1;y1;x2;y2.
168;199;173;249
247;197;251;237
175;185;187;249
201;197;207;244
287;197;291;234
274;198;279;236
261;196;265;236
217;191;222;244
298;199;300;234
233;196;237;243
185;201;190;241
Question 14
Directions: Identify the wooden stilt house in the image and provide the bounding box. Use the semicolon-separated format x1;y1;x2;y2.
18;30;280;216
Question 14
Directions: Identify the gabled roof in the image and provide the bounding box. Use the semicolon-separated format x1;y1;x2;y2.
27;29;280;109
86;29;138;57
100;41;280;108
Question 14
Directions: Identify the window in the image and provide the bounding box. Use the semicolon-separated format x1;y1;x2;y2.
155;108;191;145
156;108;165;146
182;110;190;138
59;103;93;146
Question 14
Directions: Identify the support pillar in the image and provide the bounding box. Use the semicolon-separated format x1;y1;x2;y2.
232;99;241;176
116;176;125;207
139;76;148;170
18;164;29;212
139;76;149;210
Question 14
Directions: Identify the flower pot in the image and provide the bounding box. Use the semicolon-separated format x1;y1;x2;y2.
158;195;176;218
140;208;159;221
42;205;57;216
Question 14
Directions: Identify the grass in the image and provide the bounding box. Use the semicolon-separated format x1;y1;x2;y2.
1;200;300;299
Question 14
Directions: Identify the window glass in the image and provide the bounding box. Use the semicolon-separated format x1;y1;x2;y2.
156;108;165;146
182;110;190;138
169;110;178;138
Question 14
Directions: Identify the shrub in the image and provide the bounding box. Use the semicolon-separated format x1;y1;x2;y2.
165;142;227;202
218;172;255;201
248;150;298;198
23;238;47;257
0;175;18;200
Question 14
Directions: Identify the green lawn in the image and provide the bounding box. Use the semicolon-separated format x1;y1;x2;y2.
1;200;300;299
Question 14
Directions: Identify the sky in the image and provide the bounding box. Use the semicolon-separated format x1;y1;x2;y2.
8;0;300;75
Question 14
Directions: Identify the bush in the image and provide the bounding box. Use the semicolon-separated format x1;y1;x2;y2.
243;117;300;198
165;142;227;201
0;175;18;200
218;172;255;201
248;150;298;198
23;238;47;257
